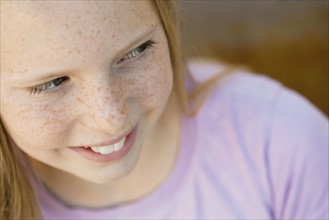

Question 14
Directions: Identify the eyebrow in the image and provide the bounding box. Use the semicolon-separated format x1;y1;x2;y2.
12;23;161;87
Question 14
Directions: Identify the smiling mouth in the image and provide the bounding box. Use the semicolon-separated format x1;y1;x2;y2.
85;137;126;155
71;124;138;163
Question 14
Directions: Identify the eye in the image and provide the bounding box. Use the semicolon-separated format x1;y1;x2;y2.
116;40;156;66
28;76;69;95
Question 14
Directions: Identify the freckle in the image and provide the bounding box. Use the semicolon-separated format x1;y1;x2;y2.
77;97;85;105
43;104;49;109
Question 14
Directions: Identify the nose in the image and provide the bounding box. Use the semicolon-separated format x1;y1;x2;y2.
79;78;128;134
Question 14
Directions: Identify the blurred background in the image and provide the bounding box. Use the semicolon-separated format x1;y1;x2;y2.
178;0;328;116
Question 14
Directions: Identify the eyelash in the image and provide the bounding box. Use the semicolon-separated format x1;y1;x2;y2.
27;40;156;95
28;76;69;95
116;40;156;66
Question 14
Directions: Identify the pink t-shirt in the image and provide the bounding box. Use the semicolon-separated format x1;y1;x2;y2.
31;61;329;219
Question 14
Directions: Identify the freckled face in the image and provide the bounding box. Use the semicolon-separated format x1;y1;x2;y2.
0;1;173;182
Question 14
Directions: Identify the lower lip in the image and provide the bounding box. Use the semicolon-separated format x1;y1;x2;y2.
71;126;138;163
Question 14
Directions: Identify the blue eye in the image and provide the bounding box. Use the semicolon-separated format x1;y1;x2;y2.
28;76;69;95
117;40;155;65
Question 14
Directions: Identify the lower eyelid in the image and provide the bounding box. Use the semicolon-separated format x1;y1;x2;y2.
42;84;64;94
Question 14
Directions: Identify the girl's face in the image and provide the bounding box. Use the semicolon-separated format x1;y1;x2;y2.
0;1;173;183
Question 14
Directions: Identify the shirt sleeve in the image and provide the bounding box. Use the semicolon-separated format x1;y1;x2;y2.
267;88;329;220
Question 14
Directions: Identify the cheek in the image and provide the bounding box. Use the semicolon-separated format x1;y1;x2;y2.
148;67;172;104
1;98;71;150
129;54;173;109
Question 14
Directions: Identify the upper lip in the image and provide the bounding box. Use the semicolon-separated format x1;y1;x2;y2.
74;125;135;148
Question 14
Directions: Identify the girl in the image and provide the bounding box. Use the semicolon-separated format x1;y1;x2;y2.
1;1;328;219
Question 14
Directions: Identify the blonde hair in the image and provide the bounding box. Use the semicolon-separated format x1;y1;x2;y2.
152;0;232;116
0;1;220;219
0;119;41;219
151;0;191;114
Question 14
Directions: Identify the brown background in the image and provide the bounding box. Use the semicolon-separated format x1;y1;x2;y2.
178;0;328;116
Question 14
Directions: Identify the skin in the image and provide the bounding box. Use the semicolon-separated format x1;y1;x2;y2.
0;0;181;207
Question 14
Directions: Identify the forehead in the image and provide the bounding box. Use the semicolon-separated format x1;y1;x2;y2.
3;1;154;28
1;0;155;34
1;0;158;77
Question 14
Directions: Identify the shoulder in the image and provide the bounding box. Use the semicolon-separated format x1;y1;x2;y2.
186;59;329;219
188;59;328;170
187;59;327;135
188;59;284;138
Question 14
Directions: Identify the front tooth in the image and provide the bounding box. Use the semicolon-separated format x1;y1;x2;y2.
114;137;126;152
99;145;114;155
91;146;100;153
89;137;126;154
